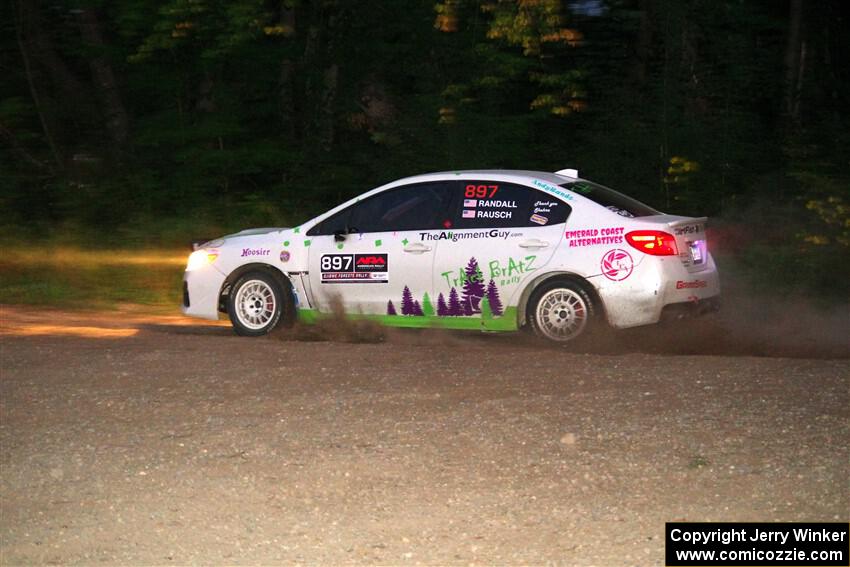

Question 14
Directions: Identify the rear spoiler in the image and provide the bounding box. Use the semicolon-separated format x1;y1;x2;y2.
666;217;708;228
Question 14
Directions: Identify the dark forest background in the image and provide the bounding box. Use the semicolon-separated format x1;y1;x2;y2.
2;0;848;299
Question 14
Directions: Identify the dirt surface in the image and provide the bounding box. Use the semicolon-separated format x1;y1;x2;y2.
1;305;848;565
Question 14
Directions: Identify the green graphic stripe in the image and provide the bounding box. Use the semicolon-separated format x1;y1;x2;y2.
297;307;518;332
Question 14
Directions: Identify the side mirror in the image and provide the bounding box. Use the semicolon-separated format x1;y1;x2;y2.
333;230;346;242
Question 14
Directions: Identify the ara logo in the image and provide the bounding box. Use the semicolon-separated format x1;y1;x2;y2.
356;255;386;266
353;253;388;273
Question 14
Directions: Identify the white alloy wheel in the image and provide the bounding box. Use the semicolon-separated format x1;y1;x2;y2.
227;272;287;336
529;283;594;343
234;279;277;330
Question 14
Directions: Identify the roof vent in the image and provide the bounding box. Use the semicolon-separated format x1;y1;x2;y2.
555;168;579;178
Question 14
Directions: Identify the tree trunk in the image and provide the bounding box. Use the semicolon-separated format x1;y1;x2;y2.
0;120;51;171
634;0;653;85
13;0;62;171
77;6;130;148
278;4;297;139
30;6;97;130
783;0;804;127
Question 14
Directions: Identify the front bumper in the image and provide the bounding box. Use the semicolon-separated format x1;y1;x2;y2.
181;266;226;321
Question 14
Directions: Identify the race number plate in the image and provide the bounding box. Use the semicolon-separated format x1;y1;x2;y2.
320;254;388;283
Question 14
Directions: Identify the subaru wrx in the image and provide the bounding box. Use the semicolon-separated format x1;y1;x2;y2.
182;169;720;343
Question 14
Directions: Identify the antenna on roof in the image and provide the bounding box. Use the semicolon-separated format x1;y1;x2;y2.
555;168;579;178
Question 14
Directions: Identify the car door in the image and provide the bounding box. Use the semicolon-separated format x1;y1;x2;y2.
305;181;455;316
429;179;571;322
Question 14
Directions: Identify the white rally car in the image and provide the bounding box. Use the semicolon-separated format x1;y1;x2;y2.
182;169;720;343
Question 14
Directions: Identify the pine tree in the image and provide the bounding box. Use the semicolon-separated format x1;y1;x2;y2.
480;297;492;320
387;300;397;316
401;286;414;315
436;293;449;316
486;279;503;316
412;300;424;316
421;292;435;317
448;287;462;316
461;257;486;315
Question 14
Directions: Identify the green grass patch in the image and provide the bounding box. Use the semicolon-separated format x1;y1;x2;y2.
0;247;187;311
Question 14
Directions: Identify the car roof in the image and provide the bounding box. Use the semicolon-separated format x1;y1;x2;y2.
301;169;584;231
389;169;577;186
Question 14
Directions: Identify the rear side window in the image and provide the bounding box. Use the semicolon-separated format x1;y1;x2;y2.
452;181;571;229
562;181;659;218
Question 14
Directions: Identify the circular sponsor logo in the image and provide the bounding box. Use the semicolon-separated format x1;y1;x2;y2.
600;248;634;281
279;250;290;263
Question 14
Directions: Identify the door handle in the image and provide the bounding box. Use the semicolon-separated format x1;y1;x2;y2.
519;239;549;249
403;243;432;254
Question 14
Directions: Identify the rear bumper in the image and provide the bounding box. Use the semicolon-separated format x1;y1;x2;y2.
595;252;721;329
659;295;721;322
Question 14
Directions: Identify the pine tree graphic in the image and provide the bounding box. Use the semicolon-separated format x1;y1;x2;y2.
412;300;424;316
480;297;492;320
486;279;503;317
447;287;462;316
436;293;449;317
401;286;414;315
461;257;486;315
421;293;435;317
387;300;397;316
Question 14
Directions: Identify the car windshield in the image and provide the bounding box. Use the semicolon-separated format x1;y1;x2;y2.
561;180;660;218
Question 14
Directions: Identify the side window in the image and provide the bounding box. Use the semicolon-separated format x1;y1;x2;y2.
307;182;454;235
451;181;571;229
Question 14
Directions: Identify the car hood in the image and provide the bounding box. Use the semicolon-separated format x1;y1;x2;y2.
198;227;290;249
222;227;289;238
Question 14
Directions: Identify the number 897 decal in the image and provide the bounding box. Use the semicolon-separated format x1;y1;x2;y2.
320;254;389;283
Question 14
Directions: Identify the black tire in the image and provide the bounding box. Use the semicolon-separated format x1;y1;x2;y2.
526;279;597;344
227;271;290;336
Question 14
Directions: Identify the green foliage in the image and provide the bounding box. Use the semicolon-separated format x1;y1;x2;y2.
1;0;847;302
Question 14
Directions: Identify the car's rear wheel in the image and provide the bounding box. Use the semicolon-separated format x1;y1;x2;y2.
228;272;287;336
527;280;595;344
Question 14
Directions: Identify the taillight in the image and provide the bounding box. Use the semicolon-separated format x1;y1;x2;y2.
625;230;678;256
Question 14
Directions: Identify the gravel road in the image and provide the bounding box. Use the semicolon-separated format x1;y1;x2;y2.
1;306;848;565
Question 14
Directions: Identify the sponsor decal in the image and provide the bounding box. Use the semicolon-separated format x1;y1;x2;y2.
241;248;270;257
441;254;537;289
676;279;707;289
463;198;477;208
320;253;388;283
399;257;505;318
462;209;476;219
600;249;634;281
533;200;558;213
673;224;703;236
279;250;291;262
566;226;625;247
419;229;513;242
530;213;548;225
532;179;574;201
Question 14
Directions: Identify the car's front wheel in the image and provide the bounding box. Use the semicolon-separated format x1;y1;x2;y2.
228;272;288;336
527;280;596;344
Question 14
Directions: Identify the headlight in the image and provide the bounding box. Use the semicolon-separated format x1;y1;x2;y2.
186;250;219;271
